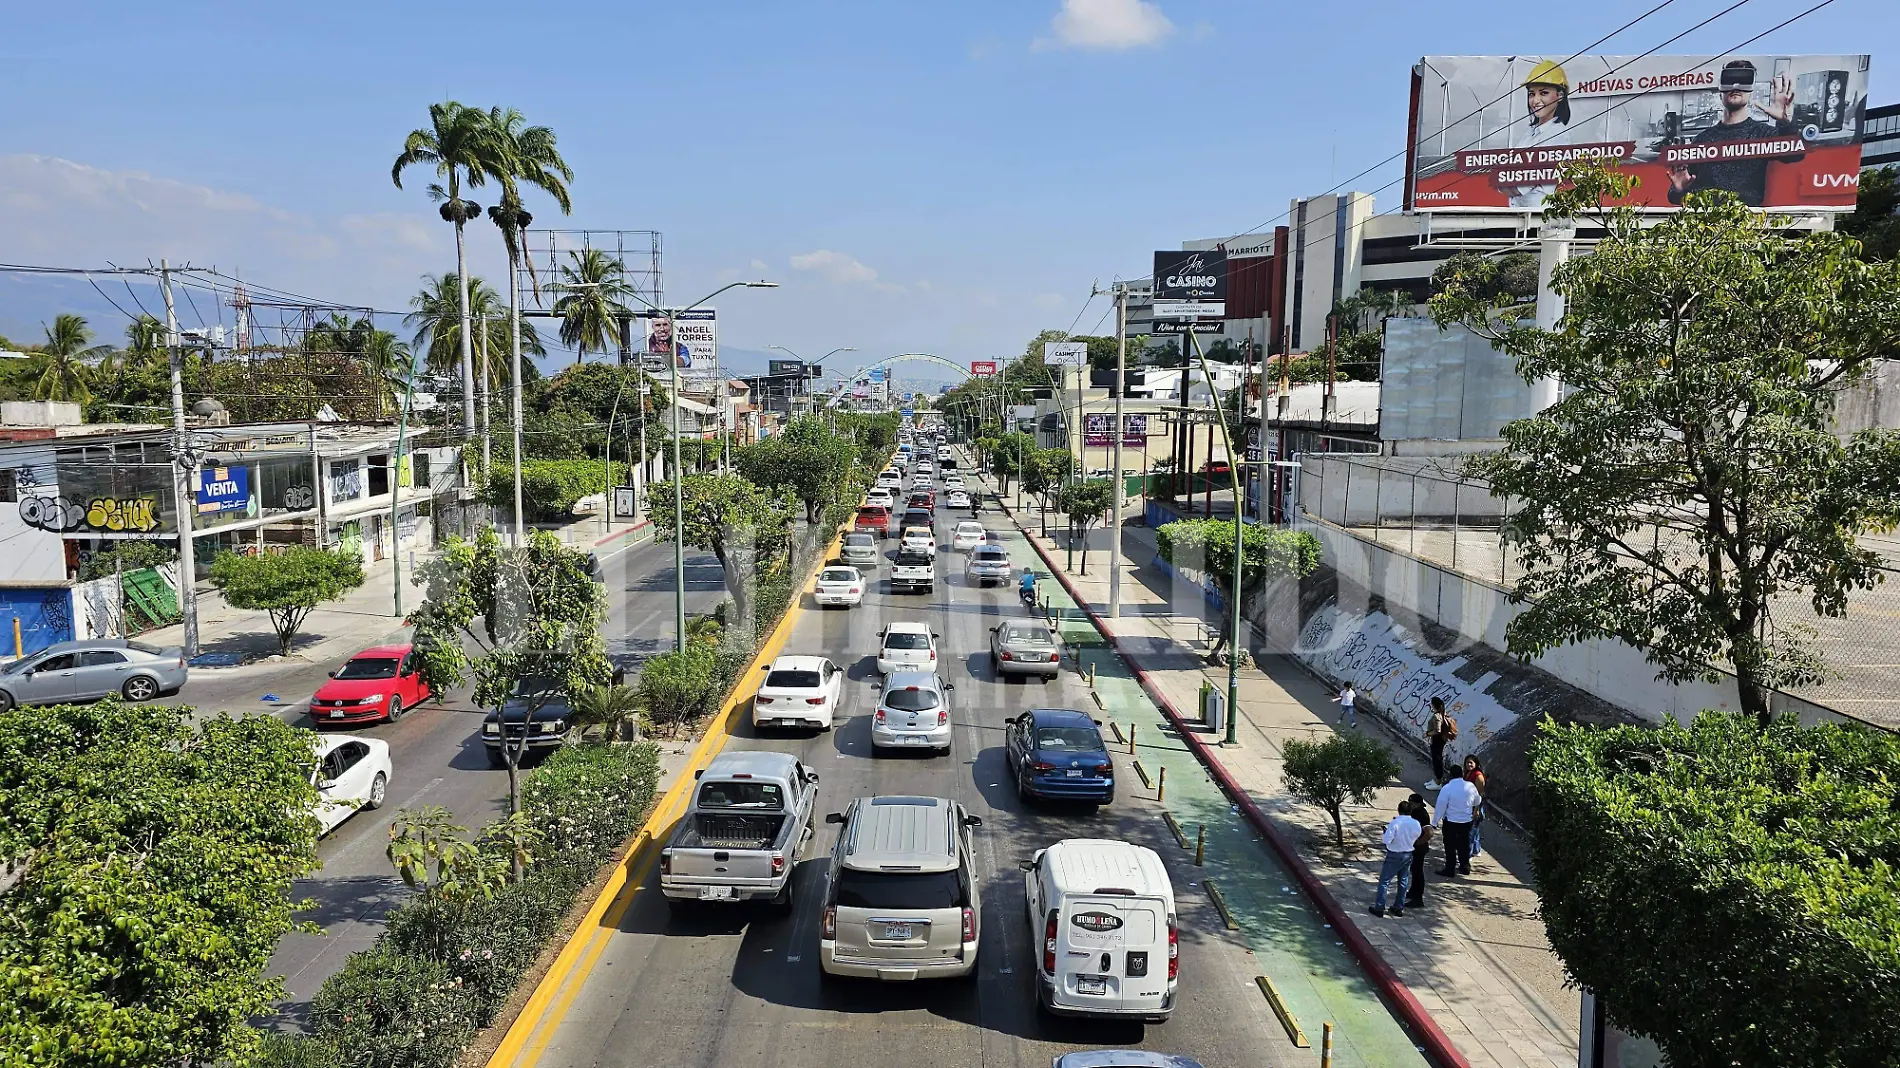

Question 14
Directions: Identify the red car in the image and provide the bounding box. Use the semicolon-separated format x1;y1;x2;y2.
310;644;431;726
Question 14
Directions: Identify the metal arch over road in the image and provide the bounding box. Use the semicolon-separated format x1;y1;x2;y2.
835;351;975;387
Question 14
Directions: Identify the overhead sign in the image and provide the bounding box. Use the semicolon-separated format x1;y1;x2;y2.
970;360;998;377
641;309;717;371
195;465;250;514
1152;301;1226;319
1153;249;1227;304
767;359;804;377
1044;341;1088;366
1409;54;1871;212
869;368;886;383
901;409;915;417
1150;319;1225;334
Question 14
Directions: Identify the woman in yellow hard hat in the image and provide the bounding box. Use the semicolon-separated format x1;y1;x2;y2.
1508;59;1575;208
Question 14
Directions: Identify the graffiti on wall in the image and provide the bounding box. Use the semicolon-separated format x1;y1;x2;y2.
21;495;163;533
1296;600;1517;762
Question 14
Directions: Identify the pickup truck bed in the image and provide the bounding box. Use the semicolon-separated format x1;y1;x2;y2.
672;813;786;851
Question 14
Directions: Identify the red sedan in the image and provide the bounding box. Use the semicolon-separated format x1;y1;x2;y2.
310;644;431;726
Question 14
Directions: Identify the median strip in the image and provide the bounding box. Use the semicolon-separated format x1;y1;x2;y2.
1256;974;1311;1048
1203;877;1241;931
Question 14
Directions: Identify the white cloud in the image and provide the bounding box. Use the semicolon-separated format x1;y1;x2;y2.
789;249;881;285
1039;0;1174;51
749;258;770;273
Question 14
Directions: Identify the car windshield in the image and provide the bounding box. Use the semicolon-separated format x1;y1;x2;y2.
835;868;964;910
1005;627;1054;646
1;657;33;676
958;525;983;535
883;686;941;711
820;569;857;582
884;632;930;650
1036;726;1104;751
335;656;400;680
696;781;784;810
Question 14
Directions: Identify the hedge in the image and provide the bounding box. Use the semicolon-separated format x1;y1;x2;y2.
483;459;626;523
261;743;661;1068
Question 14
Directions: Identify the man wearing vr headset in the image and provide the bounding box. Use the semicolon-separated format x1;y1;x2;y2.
1666;59;1805;207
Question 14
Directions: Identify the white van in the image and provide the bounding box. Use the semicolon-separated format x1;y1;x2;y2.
1022;839;1176;1022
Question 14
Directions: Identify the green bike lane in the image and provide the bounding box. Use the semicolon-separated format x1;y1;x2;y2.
1000;525;1429;1068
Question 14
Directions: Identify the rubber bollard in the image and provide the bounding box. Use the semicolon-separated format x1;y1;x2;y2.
1321;1022;1334;1068
1195;824;1205;866
1157;765;1166;801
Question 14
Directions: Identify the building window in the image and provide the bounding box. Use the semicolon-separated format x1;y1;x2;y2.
1291;200;1308;350
0;469;15;504
260;458;316;512
368;454;390;497
329;458;362;503
412;453;432;489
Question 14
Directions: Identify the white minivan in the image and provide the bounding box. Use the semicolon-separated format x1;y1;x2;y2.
1023;838;1177;1022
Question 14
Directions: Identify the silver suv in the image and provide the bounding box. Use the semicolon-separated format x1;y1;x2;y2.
821;795;983;981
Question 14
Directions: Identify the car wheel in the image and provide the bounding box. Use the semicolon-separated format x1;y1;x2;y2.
770;876;795;915
387;696;403;722
121;675;160;702
486;748;508;769
0;690;14;714
365;772;388;809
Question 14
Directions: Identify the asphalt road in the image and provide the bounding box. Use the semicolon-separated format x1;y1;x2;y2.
508;494;1305;1068
262;533;729;1025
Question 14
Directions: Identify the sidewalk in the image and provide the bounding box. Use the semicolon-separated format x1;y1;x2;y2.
981;475;1578;1068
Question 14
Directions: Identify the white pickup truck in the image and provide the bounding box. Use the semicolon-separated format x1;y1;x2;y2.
891;547;935;594
660;750;819;912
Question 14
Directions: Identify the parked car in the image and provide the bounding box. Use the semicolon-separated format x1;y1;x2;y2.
840;532;880;567
752;654;844;730
820;795;983;980
481;676;572;767
814;566;866;608
660;750;819;912
966;545;1013;587
310;643;430;725
951;521;986;551
1025;839;1176;1020
872;670;954;754
877;622;939;673
991;619;1060;679
311;735;391;836
1004;708;1113;802
0;638;187;712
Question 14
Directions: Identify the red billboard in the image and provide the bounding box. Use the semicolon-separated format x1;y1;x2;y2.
970;361;998;377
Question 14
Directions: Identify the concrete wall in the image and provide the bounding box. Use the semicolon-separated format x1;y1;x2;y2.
1;447;80;584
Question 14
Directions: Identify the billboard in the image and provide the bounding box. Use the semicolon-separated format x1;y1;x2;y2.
1409;55;1871;212
767;359;804;377
1084;414;1149;448
641;309;717;371
1153;250;1227;318
1044;341;1088;366
970;360;998;377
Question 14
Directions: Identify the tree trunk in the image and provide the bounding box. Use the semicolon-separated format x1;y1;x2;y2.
1078;522;1089;574
453;188;476;436
1329;804;1344;846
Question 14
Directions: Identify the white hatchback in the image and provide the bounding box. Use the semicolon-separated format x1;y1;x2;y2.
899;527;937;558
877;622;939;674
312;735;391;837
865;488;894;509
951;522;986;551
752;655;844;731
872;671;954;753
814;566;866;607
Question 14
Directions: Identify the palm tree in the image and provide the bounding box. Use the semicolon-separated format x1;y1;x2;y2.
550;249;633;366
29;314;108;403
392;101;497;437
405;273;542;389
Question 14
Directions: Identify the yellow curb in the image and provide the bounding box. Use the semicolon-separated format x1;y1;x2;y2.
486;526;845;1068
1161;811;1189;850
1256;974;1311;1047
1203;877;1241;932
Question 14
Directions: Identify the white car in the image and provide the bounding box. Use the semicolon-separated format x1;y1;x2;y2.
872;671;954;754
877;471;903;491
951;522;986;551
312;735;391;837
912;477;935;492
814;566;866;607
865;488;894;509
752;654;844;731
877;622;940;674
945;489;973;509
943;476;966;491
899;527;937;558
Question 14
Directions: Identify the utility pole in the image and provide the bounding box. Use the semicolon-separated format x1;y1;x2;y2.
478;314;491;482
1186;325;1244;746
389;340;428;618
159;261;199;657
1109;282;1127;618
670;314;686;650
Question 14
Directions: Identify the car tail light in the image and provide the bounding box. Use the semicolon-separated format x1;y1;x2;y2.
999;650;1013;661
849;587;861;594
961;907;976;942
806;697;827;705
874;709;886;726
938;709;949;726
822;906;837;940
661;853;672;876
1032;761;1055;772
1043;910;1059;974
771;853;786;876
755;696;774;705
1168;915;1179;979
928;649;936;661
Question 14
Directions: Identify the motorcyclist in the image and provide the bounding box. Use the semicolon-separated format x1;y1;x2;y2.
1019;568;1037;602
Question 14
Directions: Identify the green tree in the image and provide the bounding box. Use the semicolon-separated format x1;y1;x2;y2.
28;313;108;403
1023;447;1073;535
1529;711;1900;1068
550;248;634;367
386;804;503;901
648;474;795;624
0;699;321;1066
209;546;366;655
484;457;625;521
1429;250;1539;303
734;416;856;522
1839;165;1900;263
393;100;498;430
1432;165;1900;724
409;527;610;815
405;272;542;385
1281;732;1402;846
987;431;1037;497
480;106;574;424
1156;518;1322;659
1058;477;1115;574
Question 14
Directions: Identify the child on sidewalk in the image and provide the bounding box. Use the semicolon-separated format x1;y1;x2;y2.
1337;683;1358;729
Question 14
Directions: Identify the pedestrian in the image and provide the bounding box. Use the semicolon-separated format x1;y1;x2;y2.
1433;764;1479;877
1404;793;1431;909
1464;755;1488;860
1424;697;1457;788
1370;799;1421;917
1337;682;1358;729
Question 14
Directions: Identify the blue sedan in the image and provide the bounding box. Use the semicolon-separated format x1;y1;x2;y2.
1003;707;1115;804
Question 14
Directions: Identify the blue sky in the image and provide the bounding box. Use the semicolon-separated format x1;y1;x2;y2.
1;0;1891;379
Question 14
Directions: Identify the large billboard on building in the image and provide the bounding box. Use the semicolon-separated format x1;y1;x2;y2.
641;309;716;372
1408;54;1871;212
1152;250;1227;318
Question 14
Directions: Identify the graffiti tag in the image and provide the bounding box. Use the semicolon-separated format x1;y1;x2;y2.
19;494;161;533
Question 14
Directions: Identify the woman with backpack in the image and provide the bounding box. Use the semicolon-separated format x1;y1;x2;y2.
1425;697;1458;789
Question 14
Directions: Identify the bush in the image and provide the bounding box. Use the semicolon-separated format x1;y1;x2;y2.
636;641;720;734
485;459;624;523
308;949;480;1068
1281;732;1402;846
76;539;176;582
522;743;662;863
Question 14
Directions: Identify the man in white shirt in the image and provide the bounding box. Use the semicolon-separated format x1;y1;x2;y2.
1337;683;1357;729
1433;771;1480;877
1370;801;1422;916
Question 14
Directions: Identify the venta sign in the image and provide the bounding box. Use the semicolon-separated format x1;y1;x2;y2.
1153;250;1227;303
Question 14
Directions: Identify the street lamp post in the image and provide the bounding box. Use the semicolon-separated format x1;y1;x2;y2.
768;345;857;419
624;281;779;653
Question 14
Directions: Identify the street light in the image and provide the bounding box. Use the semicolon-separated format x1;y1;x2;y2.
767;345;856;419
621;280;779;653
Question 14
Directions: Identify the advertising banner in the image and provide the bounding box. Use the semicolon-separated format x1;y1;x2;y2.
970;360;998;377
1151;320;1224;335
1084;414;1149;448
641;309;717;371
195;465;250;514
869;368;886;383
767;359;804;377
1410;54;1871;212
1044;341;1088;366
1153;250;1227;318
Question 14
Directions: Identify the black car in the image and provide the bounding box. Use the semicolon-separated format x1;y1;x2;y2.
482;676;573;767
901;507;934;531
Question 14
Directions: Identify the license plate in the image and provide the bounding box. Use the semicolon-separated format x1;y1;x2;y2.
1066;769;1085;778
328;710;343;719
881;923;913;939
698;886;734;901
903;735;929;746
1077;975;1108;995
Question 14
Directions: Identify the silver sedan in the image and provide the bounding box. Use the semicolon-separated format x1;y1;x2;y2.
0;638;189;712
989;620;1061;680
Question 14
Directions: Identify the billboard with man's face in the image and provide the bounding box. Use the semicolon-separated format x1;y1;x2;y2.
1408;54;1871;212
641;309;717;372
